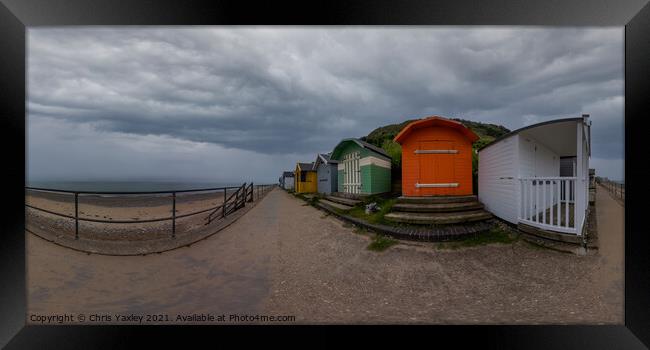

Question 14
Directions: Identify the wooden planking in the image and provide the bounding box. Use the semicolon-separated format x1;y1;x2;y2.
400;125;474;196
478;135;518;224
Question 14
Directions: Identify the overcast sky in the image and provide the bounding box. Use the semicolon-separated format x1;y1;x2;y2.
27;27;624;183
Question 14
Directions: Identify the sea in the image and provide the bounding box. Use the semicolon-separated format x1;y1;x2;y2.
26;181;246;193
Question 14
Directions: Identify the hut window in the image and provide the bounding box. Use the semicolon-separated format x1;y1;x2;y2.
300;172;307;182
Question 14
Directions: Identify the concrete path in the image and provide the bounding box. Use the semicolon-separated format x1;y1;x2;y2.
27;188;623;324
591;184;625;318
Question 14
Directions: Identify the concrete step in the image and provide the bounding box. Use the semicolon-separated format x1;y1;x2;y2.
384;210;492;225
392;201;484;213
325;195;361;207
331;192;368;201
397;195;478;204
319;199;354;211
517;223;584;245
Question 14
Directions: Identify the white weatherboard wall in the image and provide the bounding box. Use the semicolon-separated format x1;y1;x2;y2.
517;135;560;178
359;155;391;168
284;177;294;190
478;135;519;224
517;134;561;216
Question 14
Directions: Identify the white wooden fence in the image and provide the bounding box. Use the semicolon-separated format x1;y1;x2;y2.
518;177;580;235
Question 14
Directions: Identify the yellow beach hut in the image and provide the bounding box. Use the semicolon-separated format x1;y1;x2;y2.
295;162;317;193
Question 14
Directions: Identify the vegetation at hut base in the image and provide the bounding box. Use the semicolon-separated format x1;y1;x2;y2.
293;192;321;207
346;197;397;225
437;227;517;250
367;234;399;251
361;117;510;193
354;226;369;235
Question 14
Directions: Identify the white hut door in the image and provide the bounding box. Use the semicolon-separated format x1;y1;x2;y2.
343;152;361;194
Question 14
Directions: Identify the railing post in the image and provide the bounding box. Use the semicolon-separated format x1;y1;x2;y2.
74;192;79;240
171;192;176;238
223;188;226;218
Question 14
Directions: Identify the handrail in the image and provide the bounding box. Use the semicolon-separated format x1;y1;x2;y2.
25;185;243;195
25;182;276;240
596;178;624;203
207;184;244;222
26;203;224;224
207;183;247;223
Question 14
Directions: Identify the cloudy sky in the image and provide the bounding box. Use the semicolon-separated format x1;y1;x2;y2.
27;27;624;184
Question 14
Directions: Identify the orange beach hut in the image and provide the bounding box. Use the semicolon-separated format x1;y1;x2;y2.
394;116;479;197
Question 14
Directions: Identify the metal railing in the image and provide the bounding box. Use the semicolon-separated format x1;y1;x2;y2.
25;183;276;240
596;178;625;202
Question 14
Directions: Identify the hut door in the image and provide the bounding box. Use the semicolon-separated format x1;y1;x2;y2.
343;152;361;194
417;140;456;195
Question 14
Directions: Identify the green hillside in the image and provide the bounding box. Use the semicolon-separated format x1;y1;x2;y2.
360;117;511;194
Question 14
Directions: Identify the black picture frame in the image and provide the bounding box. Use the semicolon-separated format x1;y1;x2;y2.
1;0;649;348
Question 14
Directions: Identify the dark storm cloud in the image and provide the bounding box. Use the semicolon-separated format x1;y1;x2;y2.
27;27;624;181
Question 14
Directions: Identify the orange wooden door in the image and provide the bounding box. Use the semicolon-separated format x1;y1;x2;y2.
418;140;456;195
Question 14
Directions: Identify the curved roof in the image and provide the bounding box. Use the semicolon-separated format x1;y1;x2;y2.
330;138;391;160
393;116;479;144
477;117;584;152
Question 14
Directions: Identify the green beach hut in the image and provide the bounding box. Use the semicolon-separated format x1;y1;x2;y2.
329;138;392;195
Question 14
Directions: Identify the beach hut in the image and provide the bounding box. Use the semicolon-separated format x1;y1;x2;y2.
280;171;295;190
393;116;479;197
314;153;338;194
478;115;591;238
294;162;317;193
329;138;391;195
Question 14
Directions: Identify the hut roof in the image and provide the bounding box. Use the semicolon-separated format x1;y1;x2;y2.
297;162;316;171
393;116;479;144
477;117;585;152
315;153;339;166
282;171;295;177
330;138;391;160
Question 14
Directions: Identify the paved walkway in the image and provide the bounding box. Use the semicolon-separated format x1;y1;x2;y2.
591;184;625;318
27;188;623;324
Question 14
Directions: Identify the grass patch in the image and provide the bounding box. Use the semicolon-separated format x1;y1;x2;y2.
342;222;354;228
367;234;399;252
293;192;321;206
438;227;517;250
354;227;369;235
346;198;397;225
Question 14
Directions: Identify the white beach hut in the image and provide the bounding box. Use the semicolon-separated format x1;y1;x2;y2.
280;171;295;191
478;115;591;239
